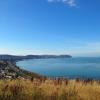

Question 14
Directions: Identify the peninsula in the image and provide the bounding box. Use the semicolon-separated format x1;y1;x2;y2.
0;54;72;61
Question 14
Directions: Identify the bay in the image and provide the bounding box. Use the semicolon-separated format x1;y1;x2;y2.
17;57;100;79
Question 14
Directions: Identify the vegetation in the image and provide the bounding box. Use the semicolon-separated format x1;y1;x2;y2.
0;61;43;80
0;60;100;100
0;79;100;100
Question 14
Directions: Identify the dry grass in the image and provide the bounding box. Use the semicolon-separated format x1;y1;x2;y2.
0;79;100;100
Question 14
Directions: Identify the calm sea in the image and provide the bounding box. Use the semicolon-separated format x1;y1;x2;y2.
17;57;100;79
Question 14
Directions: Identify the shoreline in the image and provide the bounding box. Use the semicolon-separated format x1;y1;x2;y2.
16;59;100;80
0;59;100;81
0;60;45;80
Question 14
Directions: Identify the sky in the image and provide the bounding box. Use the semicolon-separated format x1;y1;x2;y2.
0;0;100;56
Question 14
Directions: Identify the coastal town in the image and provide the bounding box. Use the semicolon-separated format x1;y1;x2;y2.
0;61;18;79
0;60;42;80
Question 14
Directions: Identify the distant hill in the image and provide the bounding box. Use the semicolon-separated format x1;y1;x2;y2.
0;54;72;61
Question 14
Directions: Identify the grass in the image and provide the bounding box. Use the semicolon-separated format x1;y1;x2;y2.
0;79;100;100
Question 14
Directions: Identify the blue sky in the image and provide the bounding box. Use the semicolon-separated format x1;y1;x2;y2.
0;0;100;56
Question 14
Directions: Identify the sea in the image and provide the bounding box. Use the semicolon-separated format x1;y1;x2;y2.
17;57;100;79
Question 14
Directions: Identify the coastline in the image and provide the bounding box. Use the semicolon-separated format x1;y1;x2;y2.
0;57;100;81
0;60;45;80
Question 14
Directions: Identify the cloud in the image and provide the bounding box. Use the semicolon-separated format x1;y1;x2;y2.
47;0;76;7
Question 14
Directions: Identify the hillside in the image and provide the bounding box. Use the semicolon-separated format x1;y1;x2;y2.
0;61;43;80
0;79;100;100
0;54;72;61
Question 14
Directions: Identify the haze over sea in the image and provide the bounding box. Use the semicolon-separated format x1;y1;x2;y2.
17;57;100;79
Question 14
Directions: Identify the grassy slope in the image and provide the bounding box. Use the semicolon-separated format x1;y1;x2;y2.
0;79;100;100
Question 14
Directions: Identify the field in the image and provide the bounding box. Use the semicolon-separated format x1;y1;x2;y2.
0;78;100;100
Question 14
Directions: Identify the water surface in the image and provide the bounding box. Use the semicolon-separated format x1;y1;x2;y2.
17;57;100;79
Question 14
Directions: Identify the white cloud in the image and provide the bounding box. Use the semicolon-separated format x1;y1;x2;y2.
47;0;76;7
47;0;54;2
63;0;76;7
